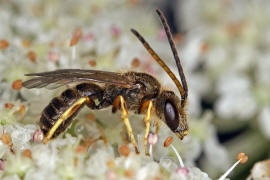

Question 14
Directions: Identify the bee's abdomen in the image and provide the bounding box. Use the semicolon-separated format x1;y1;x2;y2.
39;88;78;137
40;83;103;139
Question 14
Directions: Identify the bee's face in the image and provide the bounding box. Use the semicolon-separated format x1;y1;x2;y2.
156;91;189;140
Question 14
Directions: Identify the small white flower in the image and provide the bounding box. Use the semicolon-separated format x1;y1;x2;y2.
170;167;211;180
136;162;160;180
248;159;270;180
3;152;33;178
258;107;270;139
24;169;59;180
203;135;230;174
31;144;58;171
85;143;114;176
8;124;37;151
215;73;257;120
2;175;21;180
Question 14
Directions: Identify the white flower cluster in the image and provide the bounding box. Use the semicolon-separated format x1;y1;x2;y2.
177;0;270;126
174;0;270;178
0;0;260;179
0;0;217;179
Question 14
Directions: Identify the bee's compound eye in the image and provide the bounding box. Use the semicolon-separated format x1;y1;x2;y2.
164;101;179;131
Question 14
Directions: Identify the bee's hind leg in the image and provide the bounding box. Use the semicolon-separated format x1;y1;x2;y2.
112;95;139;154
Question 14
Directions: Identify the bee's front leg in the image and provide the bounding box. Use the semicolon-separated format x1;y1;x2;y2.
139;100;153;156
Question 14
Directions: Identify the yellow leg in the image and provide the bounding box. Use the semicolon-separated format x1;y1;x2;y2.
121;124;129;144
113;96;139;154
140;100;153;155
154;118;160;134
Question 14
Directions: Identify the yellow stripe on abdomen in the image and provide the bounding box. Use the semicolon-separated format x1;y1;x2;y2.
43;97;88;144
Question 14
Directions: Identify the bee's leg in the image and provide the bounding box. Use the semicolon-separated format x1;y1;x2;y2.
112;96;139;154
139;100;153;156
121;124;129;144
154;118;160;134
85;113;108;146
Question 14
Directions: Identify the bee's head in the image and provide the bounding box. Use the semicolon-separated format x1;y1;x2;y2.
155;91;189;140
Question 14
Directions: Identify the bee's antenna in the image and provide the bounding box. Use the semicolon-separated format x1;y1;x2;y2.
131;29;185;103
156;9;188;102
130;9;188;105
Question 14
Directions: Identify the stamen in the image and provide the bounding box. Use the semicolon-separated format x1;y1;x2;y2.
21;39;31;48
75;145;87;154
1;133;14;153
106;169;117;180
70;28;82;61
72;46;76;61
22;149;32;159
176;167;189;176
5;103;14;109
33;129;44;143
164;136;184;168
0;159;6;170
17;105;25;115
149;145;153;158
0;40;9;49
148;133;158;159
237;152;248;164
70;28;82;46
157;28;166;40
1;133;11;146
118;144;130;157
110;25;121;37
27;50;37;63
12;79;22;90
131;57;140;68
163;136;173;147
218;152;248;180
170;144;185;168
106;160;115;169
89;59;96;67
48;51;60;62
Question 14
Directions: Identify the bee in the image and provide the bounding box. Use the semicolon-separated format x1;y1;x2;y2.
22;9;188;154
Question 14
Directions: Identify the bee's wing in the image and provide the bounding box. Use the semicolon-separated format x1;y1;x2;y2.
22;69;134;89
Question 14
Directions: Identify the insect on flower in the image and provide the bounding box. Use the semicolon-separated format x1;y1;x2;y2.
22;9;189;155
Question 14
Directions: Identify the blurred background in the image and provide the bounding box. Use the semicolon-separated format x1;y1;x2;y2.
158;0;270;179
0;0;270;179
